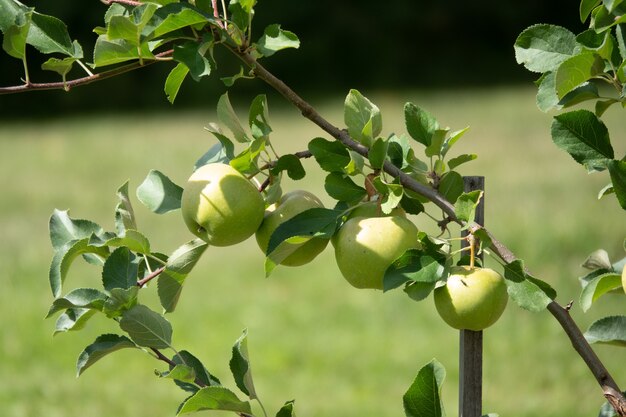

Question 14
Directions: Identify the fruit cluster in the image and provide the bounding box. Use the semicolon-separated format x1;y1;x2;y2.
181;163;508;330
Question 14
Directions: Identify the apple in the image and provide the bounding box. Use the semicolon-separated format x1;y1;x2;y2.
181;163;265;247
433;266;508;331
255;190;329;266
333;214;418;289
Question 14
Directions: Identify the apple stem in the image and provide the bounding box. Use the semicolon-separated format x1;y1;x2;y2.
468;234;476;269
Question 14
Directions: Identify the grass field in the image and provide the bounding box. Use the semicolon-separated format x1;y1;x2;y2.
1;86;625;417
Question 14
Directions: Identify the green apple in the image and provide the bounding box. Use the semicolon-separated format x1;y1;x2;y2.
433;266;508;331
181;163;265;247
255;190;329;266
333;215;418;290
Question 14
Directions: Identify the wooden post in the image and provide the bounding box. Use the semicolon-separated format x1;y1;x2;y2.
459;176;485;417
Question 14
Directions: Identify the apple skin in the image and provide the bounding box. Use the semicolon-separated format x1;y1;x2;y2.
255;190;329;266
433;266;508;331
333;215;418;290
181;163;265;247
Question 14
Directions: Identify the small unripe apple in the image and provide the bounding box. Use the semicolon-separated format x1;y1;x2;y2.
255;190;329;266
333;215;418;290
434;266;508;331
181;163;264;247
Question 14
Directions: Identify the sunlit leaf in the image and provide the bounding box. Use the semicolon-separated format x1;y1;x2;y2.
76;334;137;376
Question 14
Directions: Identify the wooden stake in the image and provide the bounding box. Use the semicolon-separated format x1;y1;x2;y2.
459;176;485;417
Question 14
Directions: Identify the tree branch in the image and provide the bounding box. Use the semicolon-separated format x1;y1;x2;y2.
0;50;172;95
235;49;626;416
137;266;166;288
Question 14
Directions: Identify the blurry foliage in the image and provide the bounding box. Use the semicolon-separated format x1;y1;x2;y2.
0;0;583;117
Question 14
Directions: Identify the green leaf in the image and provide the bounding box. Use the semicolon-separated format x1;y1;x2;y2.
93;35;155;67
136;169;183;214
581;0;601;22
514;24;578;73
229;136;266;174
47;288;108;318
441;126;470;157
368;137;389;170
324;172;367;203
119;304;173;348
267;208;340;256
404;103;439;147
585;316;626;346
221;66;248;87
438;171;464;204
178;386;252;415
3;12;30;59
102;287;139;318
582;249;613;270
551;110;614;172
49;209;104;251
577;29;614;60
248;94;272;139
344;89;382;147
200;124;236;165
229;329;257;399
555;53;604;98
173;39;212;82
165;63;189;104
454;190;482;223
256;24;300;57
503;260;553;312
157;364;197;384
276;400;296;417
608;160;626;209
425;129;449;158
158;239;208;313
617;24;626;60
217;93;249;143
403;359;446;417
49;238;110;297
271;154;306;180
308;137;351;173
102;247;139;291
384;251;445;293
448;154;477;170
173;350;221;392
41;56;78;80
146;3;212;38
54;308;97;334
580;272;622;312
92;229;151;254
114;181;137;234
76;334;137;376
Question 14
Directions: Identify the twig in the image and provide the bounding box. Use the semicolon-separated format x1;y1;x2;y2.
101;0;143;6
137;266;166;288
0;50;173;95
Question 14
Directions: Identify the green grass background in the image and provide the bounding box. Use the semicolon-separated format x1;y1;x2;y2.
1;86;625;417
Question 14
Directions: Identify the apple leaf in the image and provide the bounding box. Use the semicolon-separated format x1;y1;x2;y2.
114;181;137;234
555;52;604;98
454;190;482;223
256;24;300;57
102;287;139;319
2;12;30;60
158;238;208;313
403;359;446;417
54;308;97;334
276;400;296;417
308;137;351;173
229;329;257;399
248;94;272;139
146;2;212;39
173;350;221;392
217;92;249;143
92;36;155;67
324;172;367;203
384;251;445;294
448;154;477;170
584;316;626;346
579;272;622;312
46;288;108;318
119;304;173;349
157;364;197;384
76;334;137;376
438;171;464;204
503;260;554;312
177;386;252;415
49;209;105;251
173;39;213;82
49;238;110;297
267;208;341;256
514;24;578;73
344;89;382;147
136;169;183;214
582;249;613;270
165;63;189;104
270;154;306;180
404;102;439;147
608;160;626;210
580;0;601;22
101;247;140;291
90;229;151;255
551;110;614;172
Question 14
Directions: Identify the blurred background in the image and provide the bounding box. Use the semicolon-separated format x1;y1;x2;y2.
1;2;625;417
